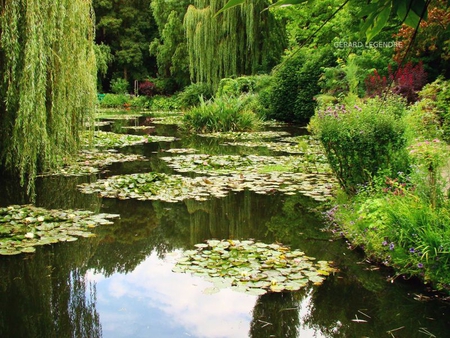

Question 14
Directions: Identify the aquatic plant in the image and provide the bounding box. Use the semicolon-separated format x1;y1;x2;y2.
173;239;337;295
40;150;147;177
0;205;119;255
83;131;176;149
79;170;334;203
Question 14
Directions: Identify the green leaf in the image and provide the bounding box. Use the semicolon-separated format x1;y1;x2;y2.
365;3;392;42
215;0;245;16
396;0;426;27
269;0;310;9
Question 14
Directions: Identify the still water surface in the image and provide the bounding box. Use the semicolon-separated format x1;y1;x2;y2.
1;113;450;338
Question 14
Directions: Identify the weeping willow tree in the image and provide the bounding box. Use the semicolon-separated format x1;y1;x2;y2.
184;0;285;91
0;0;96;193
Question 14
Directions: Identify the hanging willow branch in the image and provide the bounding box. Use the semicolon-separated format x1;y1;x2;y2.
0;0;96;194
184;0;285;91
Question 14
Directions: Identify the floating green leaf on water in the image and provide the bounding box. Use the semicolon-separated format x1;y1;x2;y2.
83;131;177;149
121;125;155;131
164;148;198;154
199;131;290;140
151;115;184;126
40;150;147;177
0;205;120;255
78;170;335;202
174;240;338;295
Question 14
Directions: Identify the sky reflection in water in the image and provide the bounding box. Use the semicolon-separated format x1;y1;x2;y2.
86;251;258;338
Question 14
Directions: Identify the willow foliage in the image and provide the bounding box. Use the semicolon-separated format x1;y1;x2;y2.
0;0;96;193
184;0;285;91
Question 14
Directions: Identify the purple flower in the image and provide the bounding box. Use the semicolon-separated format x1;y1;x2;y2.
409;248;415;253
417;263;424;268
382;241;388;246
389;243;395;250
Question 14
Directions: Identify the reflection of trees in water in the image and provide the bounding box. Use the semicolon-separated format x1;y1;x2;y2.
302;273;450;338
0;239;101;338
250;291;304;338
182;190;282;244
87;191;283;276
0;174;31;206
35;175;101;211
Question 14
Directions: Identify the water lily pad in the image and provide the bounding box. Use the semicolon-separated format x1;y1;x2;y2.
0;205;119;256
174;240;338;295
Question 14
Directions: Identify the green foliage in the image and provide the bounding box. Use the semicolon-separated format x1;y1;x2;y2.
110;78;129;94
178;82;214;108
146;95;181;111
218;0;430;42
94;43;114;91
309;95;410;194
417;77;450;141
184;0;285;91
150;0;191;90
335;187;450;290
268;48;335;122
0;0;96;193
182;96;261;133
93;0;157;86
100;94;130;107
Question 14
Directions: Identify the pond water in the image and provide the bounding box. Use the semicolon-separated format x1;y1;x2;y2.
1;111;450;338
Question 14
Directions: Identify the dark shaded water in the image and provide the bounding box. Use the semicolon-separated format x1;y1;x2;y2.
1;113;450;338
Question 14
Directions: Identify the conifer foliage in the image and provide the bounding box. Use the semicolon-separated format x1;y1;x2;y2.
0;0;96;192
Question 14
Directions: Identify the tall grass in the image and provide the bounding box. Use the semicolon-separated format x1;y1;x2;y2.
182;96;262;133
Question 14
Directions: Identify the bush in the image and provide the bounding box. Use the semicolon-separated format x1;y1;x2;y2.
110;78;130;94
268;48;335;122
418;77;450;141
216;76;257;97
148;95;181;111
334;188;450;290
138;80;156;97
178;82;213;108
182;96;261;133
309;95;410;194
99;94;130;107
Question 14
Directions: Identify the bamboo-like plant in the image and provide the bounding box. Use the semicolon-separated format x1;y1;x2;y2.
0;0;96;194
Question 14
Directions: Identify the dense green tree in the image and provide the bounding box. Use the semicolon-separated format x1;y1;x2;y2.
149;0;191;91
184;0;286;91
0;0;96;193
93;0;157;90
219;0;430;42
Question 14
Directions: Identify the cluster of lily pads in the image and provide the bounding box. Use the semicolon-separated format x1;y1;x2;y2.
150;114;184;126
173;239;338;295
83;131;176;149
199;131;290;140
0;205;119;256
160;154;331;176
41;150;147;177
78;170;334;202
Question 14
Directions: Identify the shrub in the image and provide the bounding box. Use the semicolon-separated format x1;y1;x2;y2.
268;48;335;122
178;82;213;108
138;80;156;97
99;94;130;107
418;77;450;141
389;62;427;103
365;69;388;97
309;95;410;194
334;188;450;290
182;96;261;133
216;76;257;97
110;78;130;94
148;95;181;111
